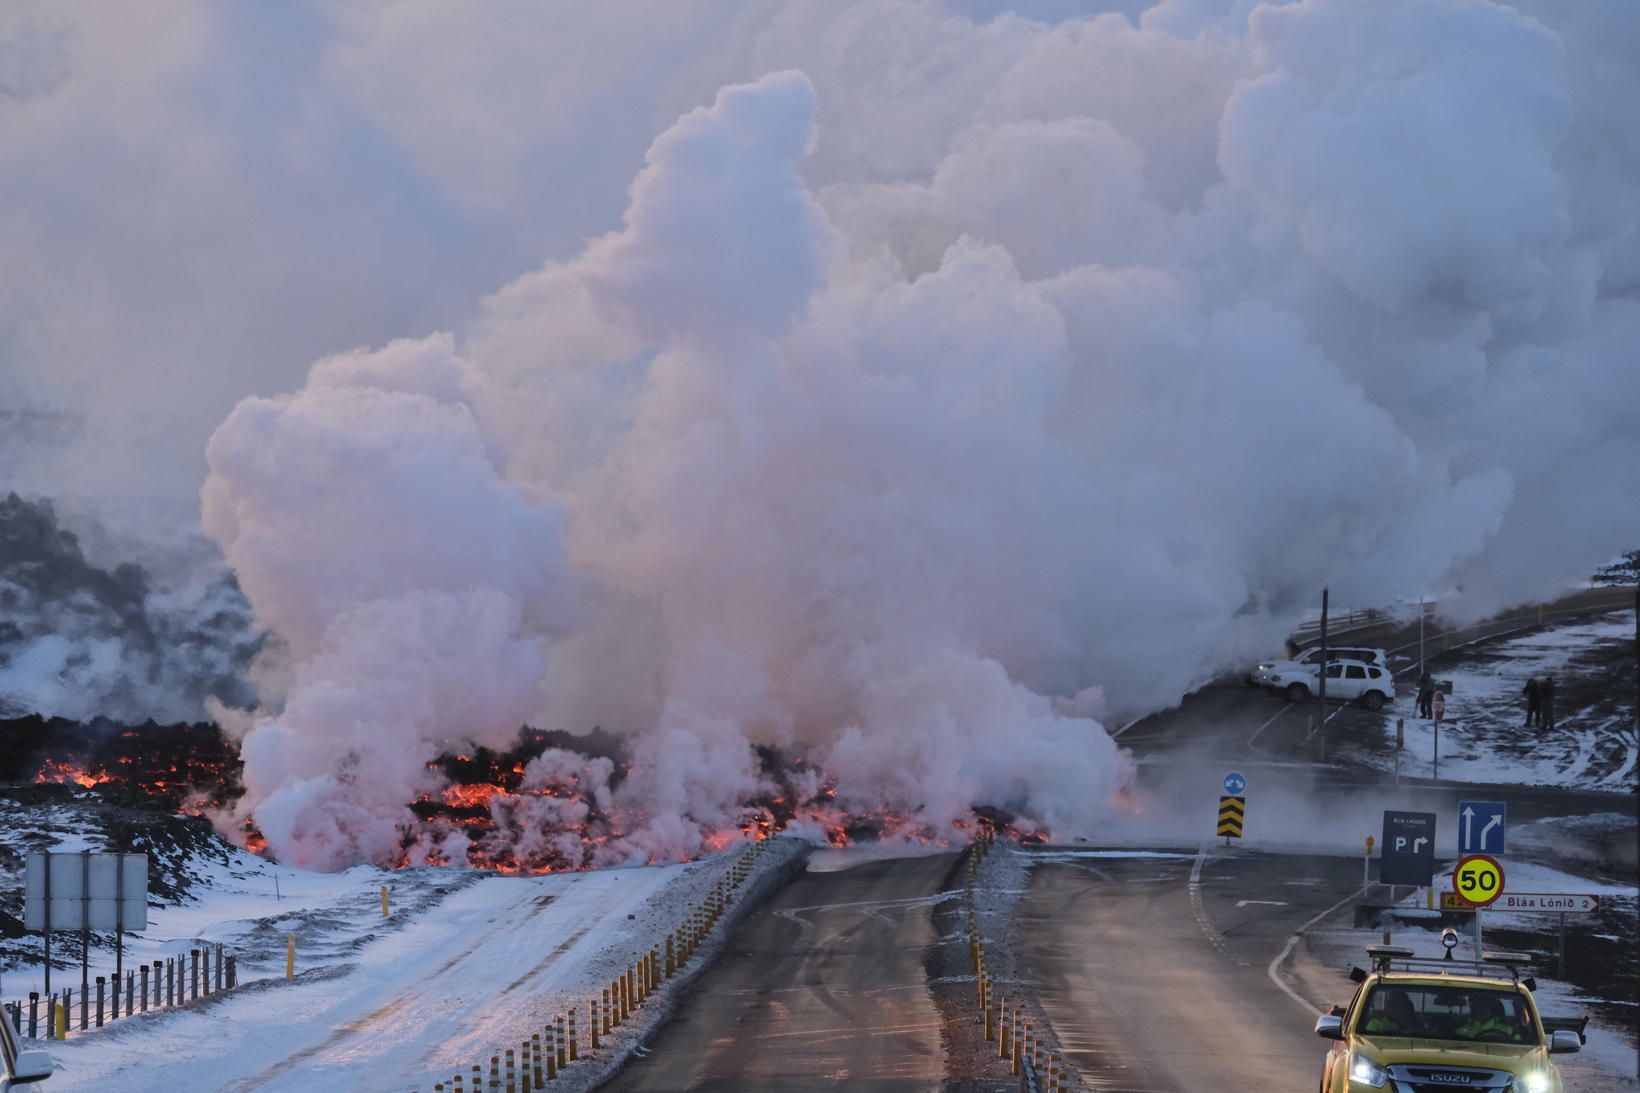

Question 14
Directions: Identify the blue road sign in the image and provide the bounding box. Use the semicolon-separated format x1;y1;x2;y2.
1459;801;1507;854
1222;771;1247;796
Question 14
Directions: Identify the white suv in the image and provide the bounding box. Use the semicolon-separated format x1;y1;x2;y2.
1;1010;51;1089
1250;645;1387;687
1262;657;1395;711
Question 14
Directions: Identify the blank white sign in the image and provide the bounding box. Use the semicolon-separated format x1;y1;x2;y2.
23;852;149;931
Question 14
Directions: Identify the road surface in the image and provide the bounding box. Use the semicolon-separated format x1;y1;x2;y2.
1015;850;1359;1091
603;852;959;1093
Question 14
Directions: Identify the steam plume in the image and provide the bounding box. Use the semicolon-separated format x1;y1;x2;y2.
13;0;1635;866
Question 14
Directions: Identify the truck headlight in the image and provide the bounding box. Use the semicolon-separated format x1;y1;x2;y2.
1519;1072;1552;1093
1350;1053;1390;1088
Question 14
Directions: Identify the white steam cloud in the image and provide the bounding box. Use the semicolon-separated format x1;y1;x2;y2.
11;0;1638;866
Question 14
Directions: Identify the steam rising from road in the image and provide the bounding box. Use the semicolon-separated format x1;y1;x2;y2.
9;0;1639;866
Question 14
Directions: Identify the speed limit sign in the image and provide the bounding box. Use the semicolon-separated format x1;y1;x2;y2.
1452;854;1506;907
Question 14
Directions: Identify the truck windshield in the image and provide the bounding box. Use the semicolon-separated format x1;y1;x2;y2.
1358;985;1537;1044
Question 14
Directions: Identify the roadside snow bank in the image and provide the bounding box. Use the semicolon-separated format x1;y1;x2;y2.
16;837;808;1092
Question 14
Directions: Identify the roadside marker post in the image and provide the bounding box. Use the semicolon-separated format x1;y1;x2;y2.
1217;772;1247;843
1363;836;1374;897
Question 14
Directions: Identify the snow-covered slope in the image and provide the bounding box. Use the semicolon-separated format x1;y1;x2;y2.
3;802;805;1092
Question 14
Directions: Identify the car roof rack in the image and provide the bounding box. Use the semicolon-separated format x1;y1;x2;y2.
1360;946;1536;985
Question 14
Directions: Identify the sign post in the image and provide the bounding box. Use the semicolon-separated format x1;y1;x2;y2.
1452;853;1506;952
1217;772;1246;844
25;852;149;1012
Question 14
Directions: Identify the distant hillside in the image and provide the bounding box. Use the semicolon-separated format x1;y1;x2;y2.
0;493;260;721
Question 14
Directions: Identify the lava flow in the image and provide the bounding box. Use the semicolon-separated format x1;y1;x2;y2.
6;716;1039;872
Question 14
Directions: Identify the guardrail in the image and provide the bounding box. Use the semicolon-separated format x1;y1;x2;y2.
1289;588;1634;663
963;836;1066;1092
407;839;770;1092
3;943;236;1041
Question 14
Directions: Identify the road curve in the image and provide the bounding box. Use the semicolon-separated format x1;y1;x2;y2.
1015;850;1361;1091
601;852;959;1093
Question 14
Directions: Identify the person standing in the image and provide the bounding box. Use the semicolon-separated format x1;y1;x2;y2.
1523;677;1541;727
1540;674;1557;730
1417;671;1435;719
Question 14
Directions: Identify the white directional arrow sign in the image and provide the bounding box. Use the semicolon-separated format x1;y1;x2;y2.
1459;801;1506;854
1493;893;1600;914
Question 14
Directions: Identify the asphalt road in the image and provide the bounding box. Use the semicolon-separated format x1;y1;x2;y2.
602;853;959;1093
1015;850;1360;1091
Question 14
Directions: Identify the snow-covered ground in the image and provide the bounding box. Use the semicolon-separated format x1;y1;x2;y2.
1300;856;1639;1092
3;806;807;1092
1345;612;1637;788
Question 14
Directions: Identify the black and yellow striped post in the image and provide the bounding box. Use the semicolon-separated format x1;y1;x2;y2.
1217;795;1245;843
589;998;600;1050
555;1014;567;1069
532;1032;546;1085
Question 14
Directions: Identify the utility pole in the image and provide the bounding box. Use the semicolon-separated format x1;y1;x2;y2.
1319;587;1330;761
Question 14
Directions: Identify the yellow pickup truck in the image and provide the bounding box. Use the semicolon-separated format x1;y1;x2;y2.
1315;944;1584;1092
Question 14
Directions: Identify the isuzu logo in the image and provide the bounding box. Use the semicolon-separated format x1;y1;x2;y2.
1426;1075;1472;1085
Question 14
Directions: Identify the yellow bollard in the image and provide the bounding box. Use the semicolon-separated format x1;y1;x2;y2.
568;1010;578;1062
590;998;600;1050
286;933;296;979
556;1015;567;1069
999;999;1010;1059
54;999;67;1041
602;988;612;1034
381;884;390;917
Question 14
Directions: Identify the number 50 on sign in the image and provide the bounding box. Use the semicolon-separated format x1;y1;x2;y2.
1452;854;1506;908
